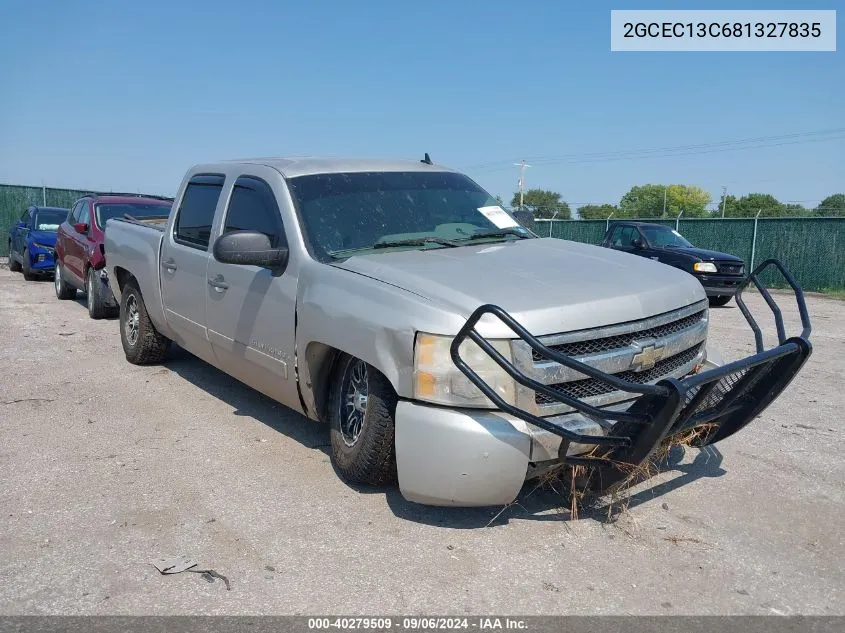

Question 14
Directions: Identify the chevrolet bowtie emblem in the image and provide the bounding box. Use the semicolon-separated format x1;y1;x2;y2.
631;343;665;372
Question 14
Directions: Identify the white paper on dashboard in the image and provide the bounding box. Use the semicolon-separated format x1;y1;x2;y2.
477;206;519;229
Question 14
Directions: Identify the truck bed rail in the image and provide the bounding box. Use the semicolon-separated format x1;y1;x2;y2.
450;259;812;490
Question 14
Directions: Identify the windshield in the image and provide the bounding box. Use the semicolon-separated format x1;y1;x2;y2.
286;171;531;260
95;202;172;228
33;209;67;231
641;226;694;248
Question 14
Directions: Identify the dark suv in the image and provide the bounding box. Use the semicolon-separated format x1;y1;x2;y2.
601;221;746;306
54;193;172;318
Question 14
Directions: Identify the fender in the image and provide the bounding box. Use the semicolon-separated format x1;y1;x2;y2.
294;261;467;420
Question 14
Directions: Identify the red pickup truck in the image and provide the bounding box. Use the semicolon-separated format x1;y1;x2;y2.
54;193;172;318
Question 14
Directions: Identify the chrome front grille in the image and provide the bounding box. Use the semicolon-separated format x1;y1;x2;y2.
532;310;706;361
716;261;744;275
536;343;704;404
512;300;709;417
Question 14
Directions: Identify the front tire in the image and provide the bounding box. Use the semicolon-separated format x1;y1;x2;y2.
8;244;21;272
328;355;398;486
87;267;116;319
119;279;170;364
709;295;732;307
54;262;76;300
22;249;37;281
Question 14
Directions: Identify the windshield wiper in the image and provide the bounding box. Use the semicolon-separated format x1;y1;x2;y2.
372;237;460;249
455;228;532;241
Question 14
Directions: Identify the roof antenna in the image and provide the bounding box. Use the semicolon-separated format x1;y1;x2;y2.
421;152;432;165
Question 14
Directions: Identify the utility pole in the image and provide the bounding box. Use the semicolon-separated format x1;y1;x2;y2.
514;161;531;208
720;186;728;218
662;186;668;217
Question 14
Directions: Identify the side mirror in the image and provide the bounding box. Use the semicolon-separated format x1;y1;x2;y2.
632;238;644;249
15;220;27;229
213;230;289;272
74;223;89;234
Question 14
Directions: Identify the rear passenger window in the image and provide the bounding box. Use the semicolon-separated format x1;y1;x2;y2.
68;202;81;224
78;204;91;228
174;174;225;249
222;176;286;248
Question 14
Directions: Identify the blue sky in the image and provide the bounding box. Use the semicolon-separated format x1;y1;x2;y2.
0;0;842;208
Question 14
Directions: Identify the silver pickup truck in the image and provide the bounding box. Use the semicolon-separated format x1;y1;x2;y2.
104;157;813;507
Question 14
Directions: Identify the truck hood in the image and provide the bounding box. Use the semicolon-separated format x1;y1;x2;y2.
663;246;743;262
333;238;706;337
28;230;57;247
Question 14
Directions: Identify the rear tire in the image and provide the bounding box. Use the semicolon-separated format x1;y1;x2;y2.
22;249;37;281
54;262;76;300
328;355;398;486
119;279;170;364
709;295;732;307
87;267;116;319
8;244;21;272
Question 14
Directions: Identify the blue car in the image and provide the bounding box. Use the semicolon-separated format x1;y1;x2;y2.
7;206;68;280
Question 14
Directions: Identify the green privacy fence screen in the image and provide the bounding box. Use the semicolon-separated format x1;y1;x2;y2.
1;184;103;256
535;217;845;292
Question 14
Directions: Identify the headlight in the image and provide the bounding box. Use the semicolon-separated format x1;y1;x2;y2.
693;262;718;273
413;333;517;408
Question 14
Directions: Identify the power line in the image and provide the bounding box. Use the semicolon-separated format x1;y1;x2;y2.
465;128;845;172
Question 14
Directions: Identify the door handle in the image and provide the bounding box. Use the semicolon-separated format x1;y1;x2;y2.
208;274;228;291
162;257;177;272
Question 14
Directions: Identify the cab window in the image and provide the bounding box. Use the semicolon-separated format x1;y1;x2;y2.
173;174;225;249
222;176;286;249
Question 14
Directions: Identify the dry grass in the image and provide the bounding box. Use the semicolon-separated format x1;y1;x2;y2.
504;424;720;525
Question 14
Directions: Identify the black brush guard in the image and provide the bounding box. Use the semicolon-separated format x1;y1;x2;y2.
450;259;812;491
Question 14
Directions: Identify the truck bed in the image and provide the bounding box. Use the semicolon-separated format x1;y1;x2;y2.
103;217;169;334
120;215;169;230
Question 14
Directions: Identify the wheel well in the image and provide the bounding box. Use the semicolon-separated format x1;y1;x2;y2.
305;342;343;423
113;267;132;294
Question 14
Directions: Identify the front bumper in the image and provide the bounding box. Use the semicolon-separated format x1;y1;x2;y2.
394;347;727;507
410;259;811;507
696;273;744;296
29;246;56;273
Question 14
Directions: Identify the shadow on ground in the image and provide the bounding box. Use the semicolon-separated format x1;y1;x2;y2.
161;345;728;529
163;344;328;453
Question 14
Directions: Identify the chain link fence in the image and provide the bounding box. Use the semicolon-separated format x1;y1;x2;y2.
535;216;845;292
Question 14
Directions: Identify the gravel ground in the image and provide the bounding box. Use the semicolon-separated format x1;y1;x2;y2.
0;263;843;615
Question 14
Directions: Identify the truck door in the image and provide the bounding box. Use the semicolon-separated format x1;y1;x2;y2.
204;174;299;408
159;174;225;364
633;227;662;262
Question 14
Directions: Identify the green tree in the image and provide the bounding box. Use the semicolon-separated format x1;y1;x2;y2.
784;203;808;216
723;193;786;217
577;203;618;220
511;189;571;219
666;184;711;217
619;184;711;218
815;193;845;216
